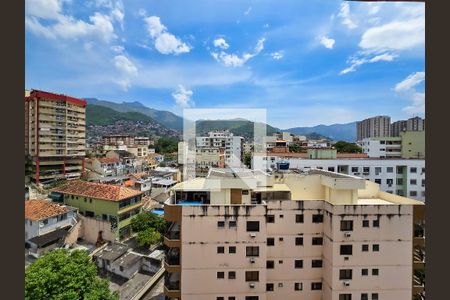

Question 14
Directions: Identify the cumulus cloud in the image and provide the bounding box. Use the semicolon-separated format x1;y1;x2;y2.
270;51;284;60
394;72;425;115
319;36;335;49
338;2;357;29
143;16;191;55
211;38;265;67
172;85;194;107
213;38;229;50
113;55;138;90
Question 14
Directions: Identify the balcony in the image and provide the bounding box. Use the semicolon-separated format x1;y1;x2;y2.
164;222;181;248
413;248;425;269
164;248;181;273
164;273;181;298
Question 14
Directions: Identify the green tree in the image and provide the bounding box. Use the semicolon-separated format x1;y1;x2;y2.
25;249;118;300
136;228;162;247
288;144;305;153
332;141;362;153
130;212;167;235
154;137;178;154
243;153;252;168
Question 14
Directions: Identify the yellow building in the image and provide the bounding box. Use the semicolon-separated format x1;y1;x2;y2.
401;131;425;159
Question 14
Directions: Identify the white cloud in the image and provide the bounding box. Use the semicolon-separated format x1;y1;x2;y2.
110;45;124;53
270;51;284;60
113;55;138;90
319;36;335;49
394;72;425;115
244;6;252;15
338;2;357;29
143;16;191;55
340;52;396;75
394;72;425;92
211;38;265;67
213;38;229;50
172;85;194;107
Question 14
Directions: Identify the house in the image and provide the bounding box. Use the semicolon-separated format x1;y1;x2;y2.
25;199;78;257
85;157;123;180
128;172;152;196
52;180;144;240
106;150;137;173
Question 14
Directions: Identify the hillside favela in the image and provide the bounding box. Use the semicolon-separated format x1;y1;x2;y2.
25;1;425;300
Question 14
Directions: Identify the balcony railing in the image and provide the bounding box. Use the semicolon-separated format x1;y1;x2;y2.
165;231;180;240
166;254;180;266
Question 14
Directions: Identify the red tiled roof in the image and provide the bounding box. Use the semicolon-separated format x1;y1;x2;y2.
254;152;369;159
129;172;148;180
97;157;120;164
25;199;70;221
52;180;143;202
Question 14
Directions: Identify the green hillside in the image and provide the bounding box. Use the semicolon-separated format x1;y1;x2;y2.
86;104;155;126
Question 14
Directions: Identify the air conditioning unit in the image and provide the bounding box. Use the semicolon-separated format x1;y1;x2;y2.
249;233;257;238
250;257;256;263
343;281;350;287
344;232;352;237
249;283;255;288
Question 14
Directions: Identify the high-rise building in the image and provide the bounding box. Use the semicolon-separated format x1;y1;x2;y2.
391;117;425;137
356;116;391;142
25;90;86;184
196;130;243;167
390;120;407;137
163;168;425;300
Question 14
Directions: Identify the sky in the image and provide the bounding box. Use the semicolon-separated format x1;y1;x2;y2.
25;0;425;129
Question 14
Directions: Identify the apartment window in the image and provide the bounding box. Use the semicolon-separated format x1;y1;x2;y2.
372;269;379;276
410;179;417;185
247;221;260;232
373;244;380;252
373;220;380;227
245;297;258;300
295;237;304;246
217;297;224;300
410;167;417;173
294;282;303;291
386;178;393;185
410;191;417;197
374;179;381;184
218;221;225;228
362;244;369;252
351;167;359;173
266;283;274;291
362;220;369;227
386;167;393;173
363;167;370;174
421;167;425;174
217;272;225;279
339;294;352;300
340;220;353;231
361;269;368;276
267;238;275;246
266;260;274;269
296;214;304;223
375;167;382;174
279;214;284;219
397;178;403;185
328;167;335;172
279;237;284;241
267;215;275;223
312;260;323;268
312;237;323;245
228;271;236;279
246;246;259;257
339;269;353;280
245;271;259;282
311;282;322;290
422;179;425;187
340;245;353;255
371;293;379;300
295;260;303;269
312;214;324;223
217;246;225;254
279;260;283;264
361;294;368;300
229;246;236;254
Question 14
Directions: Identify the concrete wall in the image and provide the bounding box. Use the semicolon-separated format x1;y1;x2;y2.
79;215;116;243
401;131;425;159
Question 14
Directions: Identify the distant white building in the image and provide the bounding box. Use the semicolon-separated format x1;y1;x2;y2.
196;130;243;167
361;137;402;158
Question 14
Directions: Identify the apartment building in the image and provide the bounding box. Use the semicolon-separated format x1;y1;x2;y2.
400;131;425;159
196;131;243;167
102;135;135;146
361;131;425;159
25;90;86;184
163;168;425;300
252;154;425;201
52;180;144;240
391;117;425;137
356;116;391;142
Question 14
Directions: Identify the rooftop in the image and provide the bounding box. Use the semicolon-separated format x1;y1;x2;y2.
110;252;142;268
94;243;129;261
97;157;120;164
28;226;71;247
25;199;72;221
52;180;143;202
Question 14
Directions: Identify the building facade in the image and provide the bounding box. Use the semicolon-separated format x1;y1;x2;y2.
25;90;86;184
196;131;243;167
361;131;424;160
390;117;425;137
356;116;391;142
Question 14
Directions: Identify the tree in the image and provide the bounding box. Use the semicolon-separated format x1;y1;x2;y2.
243;153;252;168
25;249;118;300
289;144;305;153
136;228;162;247
130;212;167;235
332;141;362;153
154;137;178;154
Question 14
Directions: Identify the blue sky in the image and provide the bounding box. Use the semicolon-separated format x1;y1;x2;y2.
25;0;425;128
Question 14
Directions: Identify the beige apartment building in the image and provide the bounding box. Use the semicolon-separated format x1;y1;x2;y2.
357;116;391;142
25;90;86;184
164;168;425;300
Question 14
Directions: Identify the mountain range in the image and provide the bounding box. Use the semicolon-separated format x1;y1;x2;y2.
284;122;357;142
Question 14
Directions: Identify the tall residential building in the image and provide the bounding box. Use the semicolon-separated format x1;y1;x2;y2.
391;117;425;137
361;130;425;159
163;168;425;300
196;130;243;167
356;116;391;142
25;90;86;184
390;120;407;137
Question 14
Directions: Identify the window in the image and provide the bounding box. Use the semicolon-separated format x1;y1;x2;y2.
371;293;379;300
246;246;259;257
361;294;368;300
397;178;403;185
228;271;236;279
328;167;335;172
339;295;352;300
351;167;359;173
229;220;237;228
361;269;368;276
267;215;275;223
266;283;274;291
295;237;304;246
375;167;382;174
247;221;260;232
410;191;417;197
340;245;353;255
218;221;225;228
312;214;324;223
373;220;380;227
295;282;303;291
217;297;224;300
279;237;284;242
311;282;322;290
372;269;379;276
217;272;225;279
362;220;369;227
279;260;283;264
374;179;381;184
312;237;323;245
295;260;303;268
229;246;236;254
296;214;304;223
279;214;284;219
422;167;425;174
267;237;275;246
386;167;393;173
422;179;425;187
217;246;225;254
363;167;370;174
242;190;249;195
386;178;393;185
341;220;353;231
339;269;352;280
245;297;259;300
362;244;369;252
410;167;417;173
372;244;380;252
228;297;235;300
42;219;48;225
266;260;274;269
312;260;323;268
410;179;417;185
245;271;259;282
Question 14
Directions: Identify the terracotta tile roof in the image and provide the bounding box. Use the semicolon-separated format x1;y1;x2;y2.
254;152;369;159
25;199;71;221
52;180;143;202
97;157;120;164
129;172;148;180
